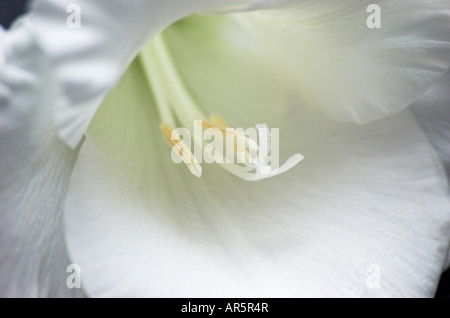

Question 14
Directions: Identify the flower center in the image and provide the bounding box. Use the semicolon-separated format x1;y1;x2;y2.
139;33;303;180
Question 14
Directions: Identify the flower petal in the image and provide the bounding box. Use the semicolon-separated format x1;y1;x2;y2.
411;69;450;269
64;60;450;297
161;14;287;126
0;20;83;297
236;0;450;124
28;0;260;148
412;69;450;182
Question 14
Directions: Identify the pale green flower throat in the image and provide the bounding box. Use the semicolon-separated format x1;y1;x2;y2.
138;33;303;181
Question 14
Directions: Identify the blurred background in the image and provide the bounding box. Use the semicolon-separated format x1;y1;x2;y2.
0;0;27;29
1;0;449;298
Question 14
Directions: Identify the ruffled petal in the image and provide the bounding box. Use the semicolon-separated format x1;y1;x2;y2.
0;20;83;297
411;69;450;269
236;0;450;124
64;60;450;297
412;69;450;182
28;0;260;148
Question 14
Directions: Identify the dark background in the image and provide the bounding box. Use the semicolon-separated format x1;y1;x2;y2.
0;0;27;29
1;0;449;298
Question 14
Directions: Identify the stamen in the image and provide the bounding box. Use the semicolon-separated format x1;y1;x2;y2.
140;44;176;127
201;116;258;164
220;123;304;180
209;115;228;128
219;152;304;181
151;34;205;128
160;123;202;178
204;116;258;149
139;34;303;181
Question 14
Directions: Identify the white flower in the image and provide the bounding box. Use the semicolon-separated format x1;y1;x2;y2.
1;0;450;297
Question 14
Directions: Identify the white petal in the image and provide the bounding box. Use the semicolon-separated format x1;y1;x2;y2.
412;70;450;182
28;0;258;148
65;61;450;297
161;14;289;132
0;21;83;297
411;69;450;269
237;0;450;124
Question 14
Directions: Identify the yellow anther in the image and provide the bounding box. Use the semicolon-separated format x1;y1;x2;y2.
200;117;256;164
160;123;202;177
